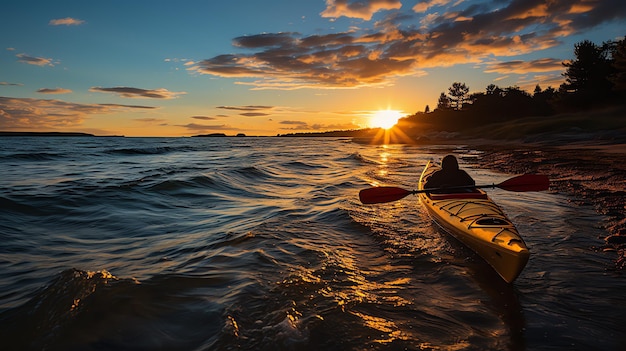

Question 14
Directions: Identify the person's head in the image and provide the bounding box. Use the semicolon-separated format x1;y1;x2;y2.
441;155;459;170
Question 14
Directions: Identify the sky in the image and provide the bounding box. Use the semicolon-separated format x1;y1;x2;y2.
1;0;625;137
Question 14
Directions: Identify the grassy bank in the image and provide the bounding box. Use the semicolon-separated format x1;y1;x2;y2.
459;105;626;143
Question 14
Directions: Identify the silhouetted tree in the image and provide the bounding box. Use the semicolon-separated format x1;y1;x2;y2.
610;35;626;94
560;39;614;106
425;105;430;113
447;82;470;110
485;84;503;96
531;85;557;115
436;92;451;110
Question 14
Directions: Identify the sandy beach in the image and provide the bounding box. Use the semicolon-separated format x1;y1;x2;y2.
465;137;626;269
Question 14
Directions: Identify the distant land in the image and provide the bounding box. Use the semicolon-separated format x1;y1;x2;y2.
192;133;247;137
0;132;123;137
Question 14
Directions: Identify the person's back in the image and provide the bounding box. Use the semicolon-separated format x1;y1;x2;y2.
424;155;475;191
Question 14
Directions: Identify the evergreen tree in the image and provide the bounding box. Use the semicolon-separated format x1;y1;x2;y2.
560;39;614;104
485;84;502;96
610;35;626;94
436;92;451;110
447;82;470;110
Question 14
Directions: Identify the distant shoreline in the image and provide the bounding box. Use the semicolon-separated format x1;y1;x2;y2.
0;132;123;137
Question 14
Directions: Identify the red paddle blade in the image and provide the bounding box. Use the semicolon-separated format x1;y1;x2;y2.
359;186;412;204
497;174;550;192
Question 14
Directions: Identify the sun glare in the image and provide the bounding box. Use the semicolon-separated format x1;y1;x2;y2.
370;110;403;129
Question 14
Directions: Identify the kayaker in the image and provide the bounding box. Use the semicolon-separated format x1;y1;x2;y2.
424;155;475;192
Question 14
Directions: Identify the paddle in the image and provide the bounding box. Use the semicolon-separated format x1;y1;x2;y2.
359;174;549;204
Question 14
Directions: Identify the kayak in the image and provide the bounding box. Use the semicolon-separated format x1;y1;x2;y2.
418;161;529;283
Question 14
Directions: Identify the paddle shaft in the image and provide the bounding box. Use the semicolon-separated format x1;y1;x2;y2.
359;174;549;204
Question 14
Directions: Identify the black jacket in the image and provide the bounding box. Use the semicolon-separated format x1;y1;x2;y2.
424;169;475;190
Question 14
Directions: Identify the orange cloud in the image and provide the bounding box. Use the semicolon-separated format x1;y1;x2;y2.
49;17;85;26
321;0;402;21
413;0;452;13
505;3;549;20
569;3;594;14
0;96;155;130
190;0;625;90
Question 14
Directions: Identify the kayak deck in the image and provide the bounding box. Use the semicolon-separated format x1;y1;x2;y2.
418;161;529;283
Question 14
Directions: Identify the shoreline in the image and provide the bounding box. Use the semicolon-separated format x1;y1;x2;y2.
463;138;626;269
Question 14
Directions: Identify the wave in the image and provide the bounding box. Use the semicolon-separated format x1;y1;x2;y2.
147;174;219;192
0;269;236;350
281;160;324;170
0;152;63;161
105;145;195;156
348;152;378;165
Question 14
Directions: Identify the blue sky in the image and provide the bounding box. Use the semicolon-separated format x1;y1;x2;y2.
1;0;625;136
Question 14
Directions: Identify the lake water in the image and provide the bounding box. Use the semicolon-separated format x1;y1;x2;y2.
1;137;624;350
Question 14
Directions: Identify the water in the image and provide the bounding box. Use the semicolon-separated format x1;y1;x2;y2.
0;137;624;350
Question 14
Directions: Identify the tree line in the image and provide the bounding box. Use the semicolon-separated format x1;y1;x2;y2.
403;35;626;132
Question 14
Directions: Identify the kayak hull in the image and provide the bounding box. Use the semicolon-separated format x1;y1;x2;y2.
418;161;529;283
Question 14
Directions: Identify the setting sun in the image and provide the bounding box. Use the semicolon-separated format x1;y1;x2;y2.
369;110;403;129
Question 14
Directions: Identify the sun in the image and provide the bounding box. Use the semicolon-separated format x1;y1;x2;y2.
369;109;403;129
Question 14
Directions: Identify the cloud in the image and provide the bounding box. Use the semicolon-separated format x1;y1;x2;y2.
191;116;217;120
413;0;453;13
484;58;564;74
0;82;23;86
37;88;73;94
190;31;417;89
190;0;626;90
98;103;157;109
89;86;186;99
216;105;273;111
16;53;56;66
321;0;402;20
134;118;168;125
0;96;155;130
240;112;270;117
49;17;85;26
516;73;565;91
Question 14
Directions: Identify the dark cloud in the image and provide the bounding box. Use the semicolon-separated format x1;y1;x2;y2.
99;103;157;109
217;105;273;111
234;33;298;48
190;0;626;90
0;96;154;129
89;86;186;99
485;58;563;74
280;120;308;125
16;53;55;66
37;88;72;94
0;82;23;86
134;118;167;124
191;116;217;120
240;112;270;117
191;30;416;89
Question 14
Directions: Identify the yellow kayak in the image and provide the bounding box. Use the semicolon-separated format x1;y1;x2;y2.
418;161;529;283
